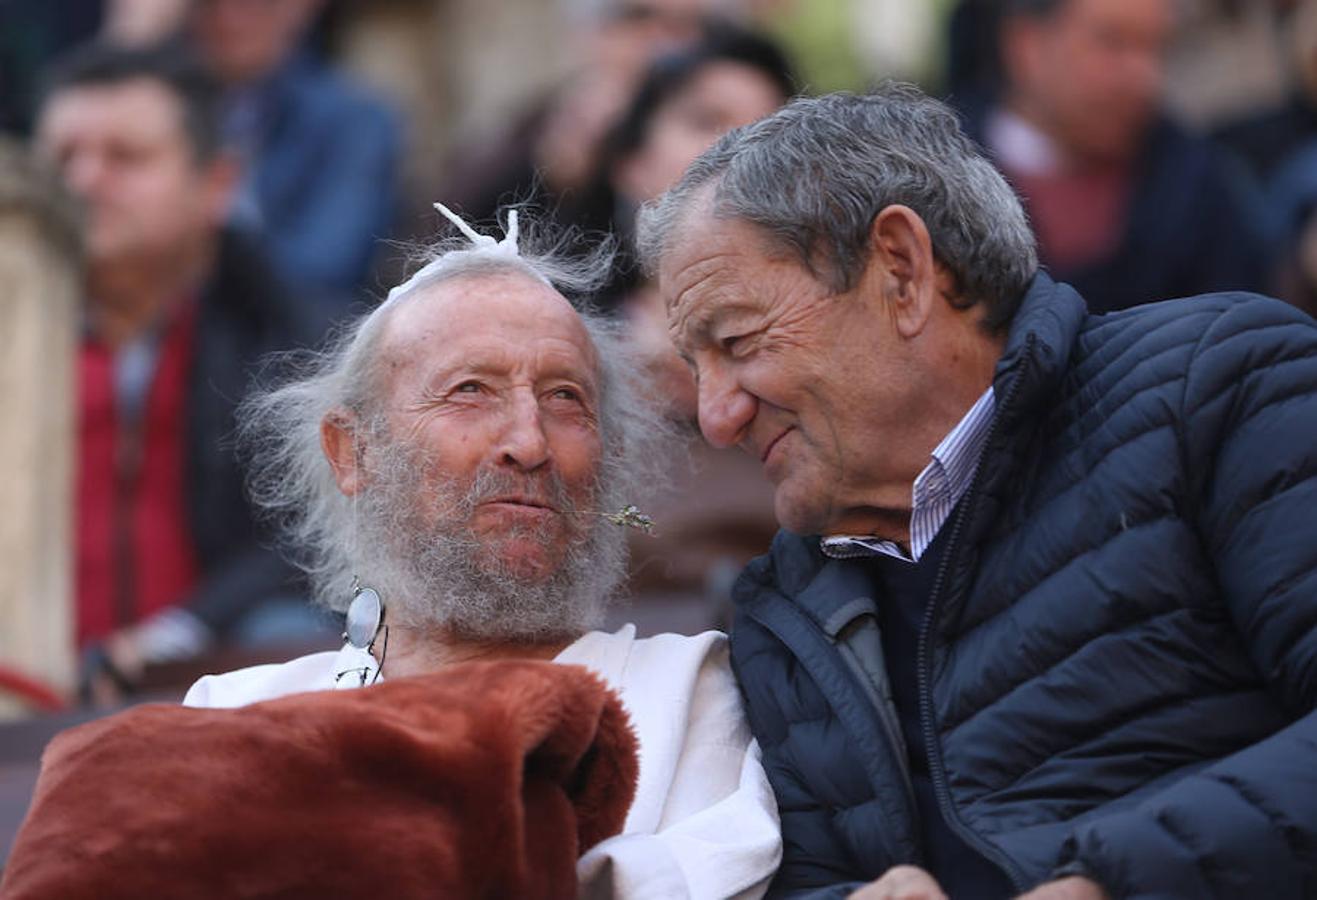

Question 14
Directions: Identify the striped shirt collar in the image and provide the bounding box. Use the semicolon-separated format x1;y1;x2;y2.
821;386;996;563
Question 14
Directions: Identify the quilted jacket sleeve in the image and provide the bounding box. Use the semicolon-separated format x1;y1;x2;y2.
762;734;870;899
1060;296;1317;898
731;616;884;899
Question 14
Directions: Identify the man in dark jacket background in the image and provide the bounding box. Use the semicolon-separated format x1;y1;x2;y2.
187;0;401;326
955;0;1267;314
639;85;1317;898
34;42;317;700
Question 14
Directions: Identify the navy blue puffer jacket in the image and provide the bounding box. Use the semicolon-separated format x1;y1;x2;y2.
732;273;1317;898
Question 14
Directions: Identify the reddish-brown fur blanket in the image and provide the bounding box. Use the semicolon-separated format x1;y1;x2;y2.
1;660;638;899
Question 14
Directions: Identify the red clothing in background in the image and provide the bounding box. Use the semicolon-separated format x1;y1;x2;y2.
76;303;200;646
1005;164;1132;274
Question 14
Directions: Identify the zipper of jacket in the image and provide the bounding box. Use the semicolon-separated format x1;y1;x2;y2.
916;333;1037;893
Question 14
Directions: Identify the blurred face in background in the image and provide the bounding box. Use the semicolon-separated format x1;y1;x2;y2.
1003;0;1174;162
535;0;714;193
190;0;321;85
590;0;711;77
615;59;788;202
613;56;788;422
35;78;231;274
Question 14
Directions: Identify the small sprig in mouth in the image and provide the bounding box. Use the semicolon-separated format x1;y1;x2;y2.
590;504;657;536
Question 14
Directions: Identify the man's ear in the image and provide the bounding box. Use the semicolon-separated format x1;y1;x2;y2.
321;409;364;496
868;204;937;339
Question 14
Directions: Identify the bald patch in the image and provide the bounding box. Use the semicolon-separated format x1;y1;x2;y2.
369;270;602;422
380;271;592;362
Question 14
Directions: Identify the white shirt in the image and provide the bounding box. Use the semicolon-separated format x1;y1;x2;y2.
985;106;1066;176
184;625;781;899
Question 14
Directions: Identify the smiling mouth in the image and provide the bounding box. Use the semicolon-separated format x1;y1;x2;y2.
761;428;793;463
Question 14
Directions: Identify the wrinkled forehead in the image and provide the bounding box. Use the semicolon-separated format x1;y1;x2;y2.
658;191;793;312
375;269;600;376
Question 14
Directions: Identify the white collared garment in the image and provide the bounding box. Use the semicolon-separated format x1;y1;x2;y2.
821;385;996;563
984;106;1066;176
183;624;781;899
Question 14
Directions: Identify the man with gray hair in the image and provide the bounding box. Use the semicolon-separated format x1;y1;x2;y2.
182;206;781;896
640;84;1317;898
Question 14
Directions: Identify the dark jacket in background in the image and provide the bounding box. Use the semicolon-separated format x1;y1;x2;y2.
1213;91;1317;188
226;53;401;325
959;103;1269;313
184;227;309;634
732;273;1317;897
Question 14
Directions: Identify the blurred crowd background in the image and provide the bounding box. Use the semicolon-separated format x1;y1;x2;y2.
3;0;1317;727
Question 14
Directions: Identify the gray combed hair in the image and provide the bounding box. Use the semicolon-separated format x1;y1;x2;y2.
238;211;672;611
636;83;1039;330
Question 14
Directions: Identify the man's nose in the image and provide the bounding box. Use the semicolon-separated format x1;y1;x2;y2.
496;393;551;471
696;364;756;449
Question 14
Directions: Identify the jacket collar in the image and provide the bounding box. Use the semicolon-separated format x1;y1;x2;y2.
990;270;1088;429
792;553;881;638
739;528;876;635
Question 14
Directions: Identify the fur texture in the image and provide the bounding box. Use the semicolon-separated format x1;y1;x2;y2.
2;660;638;899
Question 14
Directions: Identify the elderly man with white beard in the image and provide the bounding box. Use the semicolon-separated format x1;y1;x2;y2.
181;206;782;897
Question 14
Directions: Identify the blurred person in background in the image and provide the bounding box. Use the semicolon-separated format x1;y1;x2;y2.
0;0;187;137
575;22;796;315
33;42;317;703
536;0;720;201
954;0;1267;312
1216;0;1317;318
1260;141;1317;317
945;0;1005;103
439;0;730;228
187;0;401;325
569;23;794;633
1214;0;1317;187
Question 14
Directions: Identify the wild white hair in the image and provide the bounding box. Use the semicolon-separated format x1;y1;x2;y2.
239;209;672;620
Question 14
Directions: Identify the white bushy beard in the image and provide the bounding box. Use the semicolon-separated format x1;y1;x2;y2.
351;434;628;643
